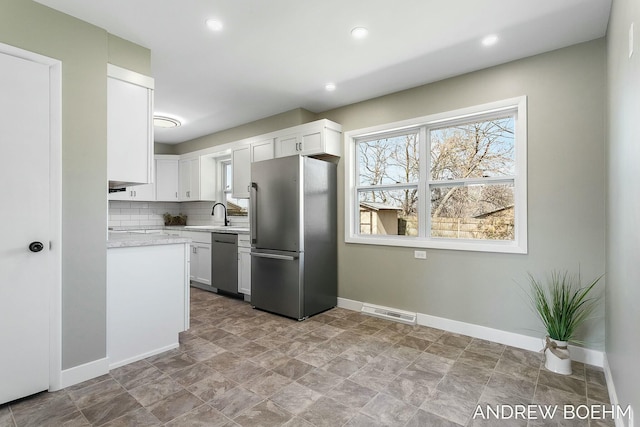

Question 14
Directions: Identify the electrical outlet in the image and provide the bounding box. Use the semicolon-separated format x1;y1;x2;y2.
414;250;427;259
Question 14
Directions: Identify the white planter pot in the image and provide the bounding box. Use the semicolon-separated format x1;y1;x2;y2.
544;336;572;375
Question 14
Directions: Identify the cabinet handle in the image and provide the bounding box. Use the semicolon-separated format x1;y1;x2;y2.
175;192;178;199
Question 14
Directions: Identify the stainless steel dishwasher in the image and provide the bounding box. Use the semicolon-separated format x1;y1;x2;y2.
211;232;238;294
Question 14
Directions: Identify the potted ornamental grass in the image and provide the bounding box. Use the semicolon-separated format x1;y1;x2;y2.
527;270;601;375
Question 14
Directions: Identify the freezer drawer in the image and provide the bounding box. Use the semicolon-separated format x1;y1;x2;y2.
250;250;303;320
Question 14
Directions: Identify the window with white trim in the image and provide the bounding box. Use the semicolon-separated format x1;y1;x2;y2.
221;159;248;216
345;97;527;253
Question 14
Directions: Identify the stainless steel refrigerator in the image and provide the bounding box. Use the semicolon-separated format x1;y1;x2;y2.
250;155;337;320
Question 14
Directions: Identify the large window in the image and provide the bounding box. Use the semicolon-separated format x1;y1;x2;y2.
346;97;527;253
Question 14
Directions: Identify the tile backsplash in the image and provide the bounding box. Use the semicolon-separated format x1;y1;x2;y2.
108;200;248;228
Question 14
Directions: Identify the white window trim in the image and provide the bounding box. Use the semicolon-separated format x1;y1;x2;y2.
344;96;528;254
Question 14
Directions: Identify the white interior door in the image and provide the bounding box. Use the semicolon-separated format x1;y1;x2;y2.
0;50;53;404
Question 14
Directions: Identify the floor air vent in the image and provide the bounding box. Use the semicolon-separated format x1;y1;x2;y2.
361;303;417;325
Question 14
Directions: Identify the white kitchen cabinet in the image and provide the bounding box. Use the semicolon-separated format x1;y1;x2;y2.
155;155;180;201
107;64;154;189
274;120;341;159
251;138;275;162
232;137;274;199
179;156;216;201
182;231;212;286
108;183;154;201
237;234;251;295
231;145;250;199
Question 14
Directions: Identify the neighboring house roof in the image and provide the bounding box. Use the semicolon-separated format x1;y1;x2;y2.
360;202;402;211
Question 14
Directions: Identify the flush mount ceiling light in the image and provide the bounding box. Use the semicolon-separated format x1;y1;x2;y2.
205;18;223;32
153;115;181;128
325;83;336;92
482;34;499;46
351;27;368;39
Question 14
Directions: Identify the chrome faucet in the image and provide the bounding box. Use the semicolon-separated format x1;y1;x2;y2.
211;202;230;226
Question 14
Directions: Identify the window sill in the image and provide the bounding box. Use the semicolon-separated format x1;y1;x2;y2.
345;234;527;254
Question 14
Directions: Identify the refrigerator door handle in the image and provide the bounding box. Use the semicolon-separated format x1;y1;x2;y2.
250;252;298;261
250;182;258;244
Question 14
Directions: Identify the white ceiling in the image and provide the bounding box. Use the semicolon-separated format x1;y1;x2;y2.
35;0;611;144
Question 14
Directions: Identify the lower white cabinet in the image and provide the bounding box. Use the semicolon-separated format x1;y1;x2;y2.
238;234;251;295
182;231;212;286
191;243;211;286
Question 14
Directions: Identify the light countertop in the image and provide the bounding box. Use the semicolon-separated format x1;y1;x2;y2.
107;232;191;248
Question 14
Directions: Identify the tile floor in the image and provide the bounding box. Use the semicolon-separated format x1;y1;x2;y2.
0;288;614;427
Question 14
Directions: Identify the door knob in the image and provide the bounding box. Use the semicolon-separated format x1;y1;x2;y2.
29;241;44;253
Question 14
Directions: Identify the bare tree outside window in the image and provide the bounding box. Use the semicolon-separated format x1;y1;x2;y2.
430;117;515;240
358;132;419;236
356;115;516;240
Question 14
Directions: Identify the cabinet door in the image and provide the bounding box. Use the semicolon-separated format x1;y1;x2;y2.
232;146;251;199
108;185;153;201
156;158;179;201
251;138;274;162
179;159;192;200
300;130;322;154
107;76;153;186
194;243;211;286
275;133;300;157
131;183;155;201
238;247;251;295
190;243;211;286
189;158;201;200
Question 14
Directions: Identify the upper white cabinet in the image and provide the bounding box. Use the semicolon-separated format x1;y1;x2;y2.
231;146;251;199
231;137;274;199
251;138;275;162
109;155;178;202
107;64;154;189
108;183;154;201
274;120;341;159
155;155;180;202
179;156;216;201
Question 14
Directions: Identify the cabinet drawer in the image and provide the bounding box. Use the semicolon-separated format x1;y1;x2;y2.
181;230;212;244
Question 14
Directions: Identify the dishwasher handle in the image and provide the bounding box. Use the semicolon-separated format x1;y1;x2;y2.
250;252;298;261
213;239;236;244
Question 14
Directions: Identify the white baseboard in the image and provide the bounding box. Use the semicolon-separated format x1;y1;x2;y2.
108;343;179;370
337;297;604;367
57;357;110;390
603;354;634;427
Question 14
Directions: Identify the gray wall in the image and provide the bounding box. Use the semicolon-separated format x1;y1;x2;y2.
320;40;606;349
0;0;150;370
606;0;640;414
170;39;607;350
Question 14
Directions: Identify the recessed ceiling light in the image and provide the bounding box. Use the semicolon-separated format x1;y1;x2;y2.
325;83;336;92
482;34;499;46
206;18;223;32
153;115;181;128
351;27;368;39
